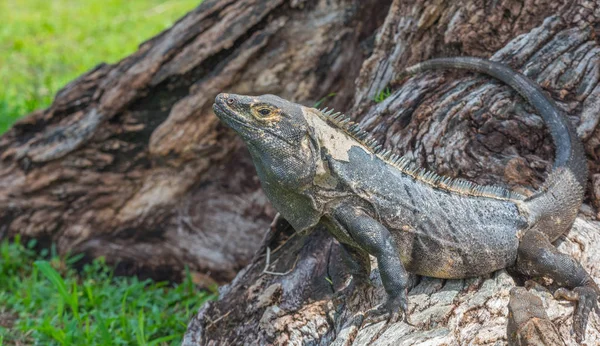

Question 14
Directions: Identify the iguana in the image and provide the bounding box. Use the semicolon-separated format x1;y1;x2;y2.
212;57;599;342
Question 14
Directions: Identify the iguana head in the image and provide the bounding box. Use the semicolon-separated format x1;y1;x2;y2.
213;93;309;147
213;93;316;183
213;93;322;231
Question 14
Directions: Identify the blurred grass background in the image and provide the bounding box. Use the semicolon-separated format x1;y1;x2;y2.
0;0;199;134
0;1;218;345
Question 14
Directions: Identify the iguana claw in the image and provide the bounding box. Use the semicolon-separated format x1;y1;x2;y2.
363;291;411;326
554;286;600;342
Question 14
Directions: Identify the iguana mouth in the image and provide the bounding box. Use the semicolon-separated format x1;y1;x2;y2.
213;93;244;120
213;98;251;126
212;103;226;117
213;97;249;130
212;98;233;121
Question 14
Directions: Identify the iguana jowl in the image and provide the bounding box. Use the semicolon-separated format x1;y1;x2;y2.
213;57;599;341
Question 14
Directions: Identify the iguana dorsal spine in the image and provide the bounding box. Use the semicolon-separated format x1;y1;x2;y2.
315;106;526;201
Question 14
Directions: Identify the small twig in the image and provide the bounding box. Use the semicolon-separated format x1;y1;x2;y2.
270;213;282;229
254;221;298;262
206;310;232;329
269;231;298;255
182;217;205;234
262;247;300;276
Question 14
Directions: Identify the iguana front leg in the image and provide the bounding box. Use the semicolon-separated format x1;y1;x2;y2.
515;229;600;342
333;203;410;322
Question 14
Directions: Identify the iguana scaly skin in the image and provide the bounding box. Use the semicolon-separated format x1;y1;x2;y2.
213;57;599;342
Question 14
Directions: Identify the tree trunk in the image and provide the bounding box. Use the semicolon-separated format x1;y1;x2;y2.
2;0;600;344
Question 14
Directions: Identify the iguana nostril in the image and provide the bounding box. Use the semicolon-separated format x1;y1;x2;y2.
227;98;235;105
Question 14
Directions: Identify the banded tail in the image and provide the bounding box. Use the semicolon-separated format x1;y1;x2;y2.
406;57;587;239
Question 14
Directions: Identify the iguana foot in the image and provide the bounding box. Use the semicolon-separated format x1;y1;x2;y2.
363;290;412;326
554;286;600;342
516;230;599;342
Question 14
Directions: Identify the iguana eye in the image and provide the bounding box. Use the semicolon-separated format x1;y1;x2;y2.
251;104;280;122
258;108;271;116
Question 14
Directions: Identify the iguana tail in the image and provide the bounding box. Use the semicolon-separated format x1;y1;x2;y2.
406;57;587;239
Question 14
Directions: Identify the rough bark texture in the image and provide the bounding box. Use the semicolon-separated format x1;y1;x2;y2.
2;0;600;345
0;0;389;282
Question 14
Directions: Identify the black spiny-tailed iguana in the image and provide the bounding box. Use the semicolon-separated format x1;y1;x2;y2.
212;57;599;342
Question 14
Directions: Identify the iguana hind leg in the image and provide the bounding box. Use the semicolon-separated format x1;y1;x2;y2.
333;203;410;323
515;229;600;342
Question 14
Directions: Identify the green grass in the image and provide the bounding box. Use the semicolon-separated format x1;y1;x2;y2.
0;0;200;134
0;237;216;345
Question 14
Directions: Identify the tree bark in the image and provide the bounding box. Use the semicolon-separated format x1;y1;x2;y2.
2;0;600;344
0;0;389;282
